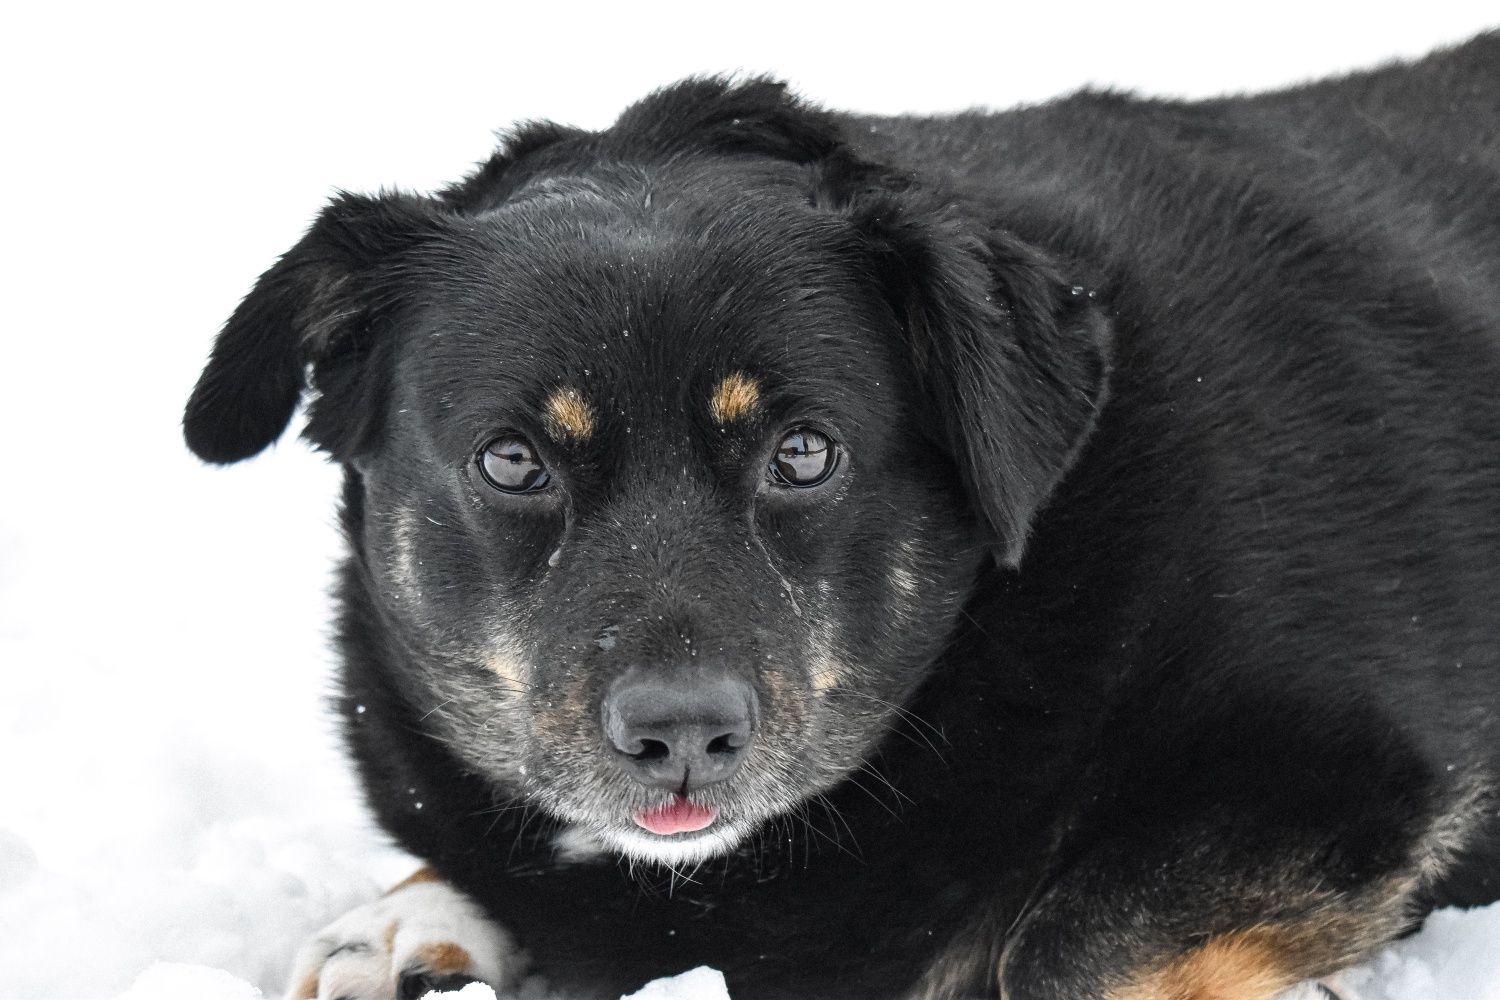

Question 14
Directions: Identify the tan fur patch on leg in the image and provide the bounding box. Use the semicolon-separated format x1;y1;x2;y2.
543;386;595;442
1112;927;1301;1000
412;941;475;976
1108;904;1413;1000
710;372;761;424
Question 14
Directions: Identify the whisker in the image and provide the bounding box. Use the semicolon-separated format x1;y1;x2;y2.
811;792;864;862
839;689;950;759
419;696;459;721
842;770;906;821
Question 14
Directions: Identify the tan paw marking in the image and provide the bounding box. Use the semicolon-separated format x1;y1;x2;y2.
285;869;519;999
411;941;474;976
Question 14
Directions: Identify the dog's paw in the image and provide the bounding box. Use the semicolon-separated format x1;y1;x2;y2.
285;869;519;999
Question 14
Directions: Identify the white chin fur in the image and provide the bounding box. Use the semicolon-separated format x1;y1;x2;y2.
595;822;749;866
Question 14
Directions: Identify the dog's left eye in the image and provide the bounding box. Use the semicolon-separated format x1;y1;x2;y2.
768;428;839;488
477;435;551;494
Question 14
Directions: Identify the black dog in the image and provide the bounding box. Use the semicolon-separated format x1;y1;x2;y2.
185;35;1500;1000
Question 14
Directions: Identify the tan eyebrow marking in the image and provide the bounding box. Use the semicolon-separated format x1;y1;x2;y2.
543;386;596;443
710;372;761;424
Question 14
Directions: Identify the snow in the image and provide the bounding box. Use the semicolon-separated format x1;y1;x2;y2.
1335;906;1500;1000
114;965;265;1000
3;3;1497;999
620;968;732;1000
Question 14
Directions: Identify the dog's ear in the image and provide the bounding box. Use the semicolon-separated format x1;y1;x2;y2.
608;76;842;164
851;193;1112;568
184;192;445;464
438;120;587;213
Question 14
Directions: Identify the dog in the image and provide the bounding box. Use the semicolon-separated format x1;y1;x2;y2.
184;34;1500;1000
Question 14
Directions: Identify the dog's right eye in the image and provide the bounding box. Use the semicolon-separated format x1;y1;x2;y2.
768;428;840;489
477;435;551;494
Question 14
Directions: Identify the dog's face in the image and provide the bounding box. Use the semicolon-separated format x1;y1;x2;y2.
184;80;1110;865
354;162;986;862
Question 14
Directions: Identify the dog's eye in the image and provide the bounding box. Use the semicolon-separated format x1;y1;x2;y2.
769;428;839;488
478;435;551;494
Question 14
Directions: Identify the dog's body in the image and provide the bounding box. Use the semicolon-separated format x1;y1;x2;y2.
187;35;1500;1000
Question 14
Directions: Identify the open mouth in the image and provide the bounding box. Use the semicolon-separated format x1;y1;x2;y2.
632;795;719;836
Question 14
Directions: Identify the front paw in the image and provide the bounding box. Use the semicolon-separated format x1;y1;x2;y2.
285;870;519;999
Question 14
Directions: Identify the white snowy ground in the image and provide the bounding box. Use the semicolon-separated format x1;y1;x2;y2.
2;4;1497;999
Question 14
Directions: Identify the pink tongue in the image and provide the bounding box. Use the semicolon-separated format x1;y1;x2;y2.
633;797;719;835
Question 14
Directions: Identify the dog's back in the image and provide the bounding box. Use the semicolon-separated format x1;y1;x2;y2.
847;30;1500;754
851;24;1500;952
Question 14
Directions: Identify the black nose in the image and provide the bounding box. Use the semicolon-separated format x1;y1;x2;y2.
603;668;758;793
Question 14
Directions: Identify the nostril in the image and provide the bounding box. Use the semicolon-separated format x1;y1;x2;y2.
632;738;670;762
706;732;745;756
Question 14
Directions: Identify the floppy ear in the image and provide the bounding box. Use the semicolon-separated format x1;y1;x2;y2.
852;194;1112;568
606;75;842;164
183;192;445;464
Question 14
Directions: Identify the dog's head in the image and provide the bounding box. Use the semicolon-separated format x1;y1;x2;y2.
185;79;1109;865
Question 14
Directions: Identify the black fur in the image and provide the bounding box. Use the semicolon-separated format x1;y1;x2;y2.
187;37;1500;1000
